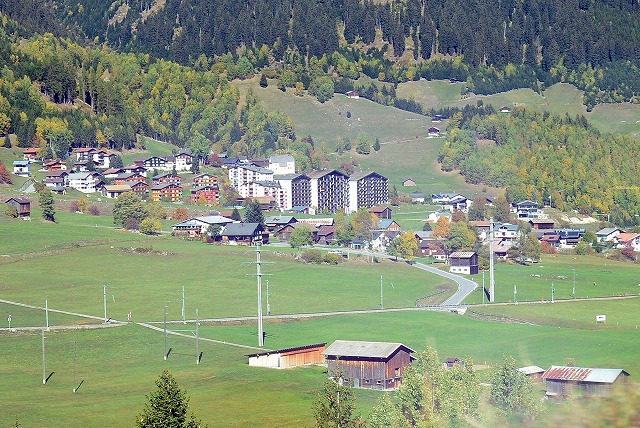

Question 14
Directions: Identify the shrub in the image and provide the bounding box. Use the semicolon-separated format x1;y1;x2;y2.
124;217;141;230
323;253;342;264
5;205;18;218
301;249;324;264
88;205;100;216
69;200;79;213
172;208;189;221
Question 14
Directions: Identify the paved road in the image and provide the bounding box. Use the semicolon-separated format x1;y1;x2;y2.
410;262;478;306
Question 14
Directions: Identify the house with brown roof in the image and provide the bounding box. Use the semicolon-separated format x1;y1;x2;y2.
191;185;219;205
276;222;318;243
614;232;640;252
5;197;31;218
221;222;268;245
316;225;336;245
323;340;415;390
264;215;298;232
193;173;218;188
152;173;181;186
22;148;40;161
449;252;479;275
368;205;392;220
542;366;630;398
529;218;555;230
43;159;66;172
101;184;133;199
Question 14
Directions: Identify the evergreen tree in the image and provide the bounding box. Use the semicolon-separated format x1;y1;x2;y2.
137;369;202;428
39;187;55;222
373;137;380;152
231;207;242;221
243;199;264;226
490;356;538;418
259;74;268;88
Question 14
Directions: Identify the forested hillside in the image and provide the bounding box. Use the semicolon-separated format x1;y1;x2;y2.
438;107;640;225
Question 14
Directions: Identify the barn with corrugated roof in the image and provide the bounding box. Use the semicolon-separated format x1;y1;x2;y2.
542;365;630;398
323;340;414;390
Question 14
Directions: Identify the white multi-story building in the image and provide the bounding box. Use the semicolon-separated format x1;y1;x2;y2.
67;172;99;193
228;164;274;188
268;154;296;175
308;169;349;214
276;173;312;211
347;171;388;213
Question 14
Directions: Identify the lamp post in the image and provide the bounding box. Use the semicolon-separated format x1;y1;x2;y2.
8;315;11;331
551;282;555;303
572;268;576;298
514;285;517;304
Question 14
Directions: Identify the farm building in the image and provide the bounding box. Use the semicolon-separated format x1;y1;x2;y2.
5;197;31;218
246;343;326;369
542;366;630;398
323;340;415;390
449;252;479;275
518;366;546;383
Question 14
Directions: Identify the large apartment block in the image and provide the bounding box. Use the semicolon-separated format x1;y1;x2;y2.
308;169;349;214
348;171;389;213
276;173;312;211
228;164;274;188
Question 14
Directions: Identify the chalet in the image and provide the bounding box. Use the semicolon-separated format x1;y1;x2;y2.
409;192;425;203
122;165;148;177
368;205;392;220
74;147;96;161
351;236;364;250
449;251;479;275
114;173;145;185
174;150;194;171
43;170;69;187
191;185;219;205
495;223;519;241
445;357;462;368
103;167;125;178
193;173;218;188
276;222;318;243
67;172;98;193
499;106;512;113
43;159;66;172
316;225;336;245
150;183;182;202
529;218;555;230
541;233;561;247
595;227;623;243
428;126;440;137
493;240;512;260
221;222;268;245
614;232;640;252
378;219;401;232
124;181;149;196
514;200;541;219
101;184;132;199
518;366;546;383
5;197;31;218
141;156;168;170
557;228;585;248
371;230;399;253
13;160;30;177
402;178;416;187
255;195;277;211
73;160;90;172
469;221;491;240
171;215;234;238
264;215;298;232
22;148;40;161
323;340;415;390
542;366;630;398
246;343;327;369
427;211;452;224
431;114;443;122
345;90;359;99
153;173;181;186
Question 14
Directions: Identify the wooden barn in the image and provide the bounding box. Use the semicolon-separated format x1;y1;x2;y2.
323;340;415;390
518;365;546;383
246;343;326;369
5;197;31;218
449;251;479;275
542;366;630;398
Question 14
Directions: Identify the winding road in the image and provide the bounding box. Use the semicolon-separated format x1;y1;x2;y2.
409;262;478;306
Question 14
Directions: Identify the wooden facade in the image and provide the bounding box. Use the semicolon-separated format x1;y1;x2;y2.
542;366;630;398
246;343;326;369
323;340;415;390
5;197;31;218
449;252;479;275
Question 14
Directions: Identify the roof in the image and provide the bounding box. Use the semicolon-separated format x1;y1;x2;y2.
368;205;390;213
194;215;233;225
449;251;476;258
518;366;546;375
409;192;425;198
542;366;629;383
595;227;621;236
151;183;180;190
269;154;295;165
5;197;30;204
323;340;415;359
530;218;554;224
265;216;297;224
275;173;309;181
104;185;132;191
222;222;263;236
67;172;93;180
307;169;348;179
252;181;281;188
616;232;640;243
378;219;397;229
230;164;273;174
13;160;29;166
245;343;326;358
349;171;386;181
317;225;336;236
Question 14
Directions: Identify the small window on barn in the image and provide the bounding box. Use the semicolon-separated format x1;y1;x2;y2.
365;379;370;384
376;380;382;384
394;368;400;377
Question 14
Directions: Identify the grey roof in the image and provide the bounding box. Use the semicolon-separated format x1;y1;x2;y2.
543;366;629;383
194;215;233;225
275;173;309;181
67;172;93;180
518;366;545;375
222;222;262;236
269;154;295;165
595;227;620;236
449;251;476;258
265;216;297;224
230;164;273;174
349;171;386;181
307;169;348;179
252;181;281;188
324;340;415;359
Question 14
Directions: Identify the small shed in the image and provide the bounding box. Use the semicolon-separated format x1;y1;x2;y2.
449;251;479;275
246;343;326;369
542;366;630;398
5;197;31;218
428;127;440;137
323;340;415;390
518;366;546;383
402;178;416;187
445;357;462;368
368;205;392;220
529;219;555;230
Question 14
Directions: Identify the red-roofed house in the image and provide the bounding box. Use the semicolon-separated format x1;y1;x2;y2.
614;233;640;252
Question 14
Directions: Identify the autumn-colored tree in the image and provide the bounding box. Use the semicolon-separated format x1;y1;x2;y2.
431;216;450;239
172;208;189;221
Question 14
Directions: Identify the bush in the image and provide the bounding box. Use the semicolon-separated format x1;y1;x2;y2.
69;200;79;213
323;253;342;264
172;208;189;221
301;249;324;264
88;205;100;216
140;217;162;235
5;205;18;218
124;217;141;230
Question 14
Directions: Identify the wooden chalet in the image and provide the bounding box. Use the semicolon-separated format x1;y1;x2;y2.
150;183;182;202
542;366;630;398
152;173;181;186
449;252;479;275
264;215;298;232
43;159;66;172
529;218;555;230
193;173;218;187
22;148;40;161
323;340;415;390
246;343;327;369
276;222;318;243
221;222;268;245
114;173;145;185
316;225;336;245
5;197;31;218
518;366;546;383
368;205;392;220
101;184;132;199
191;185;219;205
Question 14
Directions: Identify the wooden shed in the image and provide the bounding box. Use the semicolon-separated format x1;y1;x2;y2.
246;343;326;369
518;365;546;383
542;366;630;398
449;251;479;275
5;197;31;218
323;340;415;390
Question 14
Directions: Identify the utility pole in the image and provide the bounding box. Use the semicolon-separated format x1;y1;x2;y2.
182;286;186;324
482;271;485;304
266;279;270;316
163;305;167;360
551;282;555;303
45;299;49;330
103;285;107;323
195;309;200;365
380;275;384;310
256;243;264;347
41;329;46;385
489;218;495;302
572;268;576;298
514;285;517;304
